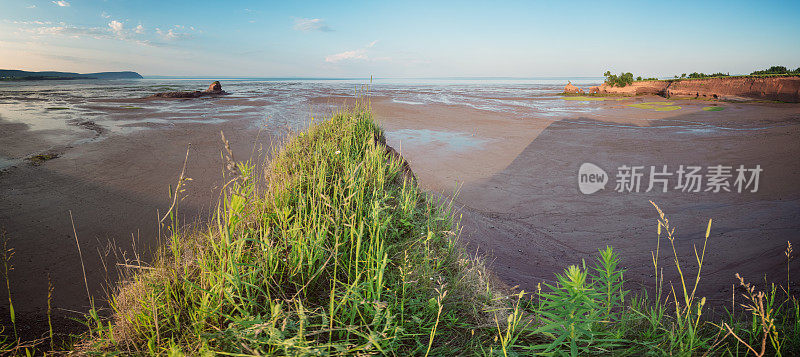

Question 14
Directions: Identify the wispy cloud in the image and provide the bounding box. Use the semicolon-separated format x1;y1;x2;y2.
52;0;70;7
325;49;367;63
12;20;52;25
293;18;333;32
155;25;197;41
18;20;177;48
26;5;36;9
27;25;107;38
325;41;380;63
100;11;111;19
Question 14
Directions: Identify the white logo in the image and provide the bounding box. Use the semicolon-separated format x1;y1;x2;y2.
579;163;608;194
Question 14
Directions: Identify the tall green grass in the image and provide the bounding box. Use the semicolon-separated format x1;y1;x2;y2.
79;104;502;355
61;105;799;355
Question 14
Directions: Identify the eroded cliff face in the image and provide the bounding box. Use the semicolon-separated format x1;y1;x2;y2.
590;76;800;102
666;76;800;102
597;81;669;96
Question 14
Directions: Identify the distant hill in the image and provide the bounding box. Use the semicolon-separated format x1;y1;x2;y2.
0;70;143;80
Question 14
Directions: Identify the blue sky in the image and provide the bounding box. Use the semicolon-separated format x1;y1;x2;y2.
1;0;798;77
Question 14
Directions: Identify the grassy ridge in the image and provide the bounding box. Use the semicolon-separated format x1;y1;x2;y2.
80;105;502;355
57;105;799;355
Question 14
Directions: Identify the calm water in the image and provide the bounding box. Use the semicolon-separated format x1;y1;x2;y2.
0;78;606;169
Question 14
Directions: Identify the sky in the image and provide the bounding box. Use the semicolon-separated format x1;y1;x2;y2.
1;0;799;78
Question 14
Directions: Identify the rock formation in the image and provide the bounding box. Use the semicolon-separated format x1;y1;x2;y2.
596;80;669;96
149;81;228;98
563;81;584;94
665;76;800;102
207;81;222;92
590;76;800;102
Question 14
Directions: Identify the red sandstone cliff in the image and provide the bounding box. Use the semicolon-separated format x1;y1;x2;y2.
597;81;669;96
585;76;800;102
665;76;800;102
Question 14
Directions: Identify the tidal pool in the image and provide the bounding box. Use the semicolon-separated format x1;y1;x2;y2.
386;128;489;152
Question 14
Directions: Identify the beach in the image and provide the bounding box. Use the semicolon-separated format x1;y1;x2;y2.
1;79;798;338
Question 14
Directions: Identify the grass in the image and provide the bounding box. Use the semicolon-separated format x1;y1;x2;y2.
3;104;797;355
561;96;626;101
652;73;800;83
703;106;725;111
627;102;682;112
77;103;505;355
26;153;59;165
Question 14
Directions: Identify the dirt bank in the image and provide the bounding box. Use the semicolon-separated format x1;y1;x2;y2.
594;76;800;102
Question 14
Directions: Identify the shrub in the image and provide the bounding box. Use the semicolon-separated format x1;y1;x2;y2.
603;71;635;87
751;66;790;75
688;72;730;79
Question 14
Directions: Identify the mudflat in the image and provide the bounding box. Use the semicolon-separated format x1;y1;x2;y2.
374;96;800;305
0;114;273;337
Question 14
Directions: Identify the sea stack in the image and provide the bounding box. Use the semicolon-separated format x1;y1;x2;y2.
563;81;584;94
150;81;228;98
207;81;222;92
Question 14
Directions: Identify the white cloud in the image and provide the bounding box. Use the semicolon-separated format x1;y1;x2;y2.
27;25;107;38
52;1;70;7
155;26;196;41
293;18;332;32
108;20;123;34
325;49;367;63
325;40;382;63
101;11;111;19
27;5;36;8
13;20;51;25
15;20;197;49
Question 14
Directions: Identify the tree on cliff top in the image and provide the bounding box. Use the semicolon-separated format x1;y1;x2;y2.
603;71;634;87
750;66;800;75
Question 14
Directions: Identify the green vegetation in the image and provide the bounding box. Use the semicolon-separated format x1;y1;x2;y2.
627;102;682;111
688;72;730;79
751;66;800;75
561;95;626;101
26;153;59;165
617;66;800;84
703;106;725;111
3;106;798;355
603;71;634;87
79;105;505;355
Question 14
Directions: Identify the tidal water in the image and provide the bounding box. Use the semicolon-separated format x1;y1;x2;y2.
0;77;607;169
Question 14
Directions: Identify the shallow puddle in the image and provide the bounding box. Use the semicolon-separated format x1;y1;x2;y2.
386;128;489;152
